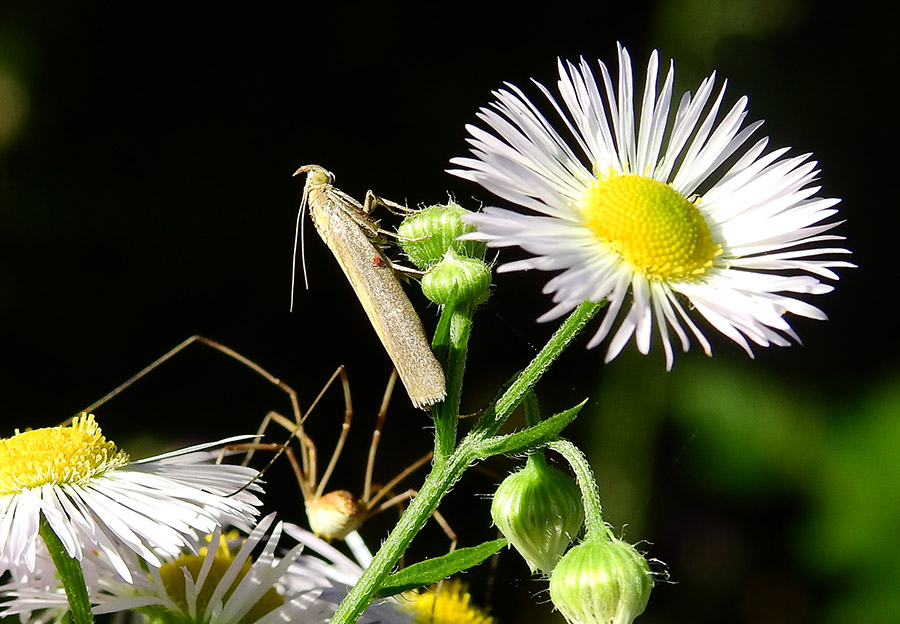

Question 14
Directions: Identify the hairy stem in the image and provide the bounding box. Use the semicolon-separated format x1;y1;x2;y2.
39;514;94;624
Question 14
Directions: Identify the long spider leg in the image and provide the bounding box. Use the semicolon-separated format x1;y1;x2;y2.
368;488;457;551
367;451;433;509
231;413;317;501
313;366;353;499
363;368;398;503
76;335;301;425
219;439;307;499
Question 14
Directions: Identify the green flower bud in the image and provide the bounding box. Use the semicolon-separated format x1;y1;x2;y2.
491;455;584;575
421;250;491;307
549;537;654;624
398;201;486;269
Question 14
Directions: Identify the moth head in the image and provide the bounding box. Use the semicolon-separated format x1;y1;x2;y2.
294;163;334;187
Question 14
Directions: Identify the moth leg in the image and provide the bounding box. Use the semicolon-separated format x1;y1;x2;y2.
363;189;415;216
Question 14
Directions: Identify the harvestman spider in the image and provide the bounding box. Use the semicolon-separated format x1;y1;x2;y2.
78;335;457;546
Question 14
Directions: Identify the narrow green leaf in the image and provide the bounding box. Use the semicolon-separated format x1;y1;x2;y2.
476;400;586;458
375;538;507;598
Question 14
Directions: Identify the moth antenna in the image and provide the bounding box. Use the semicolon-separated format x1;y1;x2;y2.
301;187;310;291
290;174;312;312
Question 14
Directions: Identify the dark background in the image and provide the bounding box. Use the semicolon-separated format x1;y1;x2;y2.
1;1;896;623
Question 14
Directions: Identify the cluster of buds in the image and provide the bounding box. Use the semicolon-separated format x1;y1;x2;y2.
491;451;654;624
401;200;655;624
398;201;491;307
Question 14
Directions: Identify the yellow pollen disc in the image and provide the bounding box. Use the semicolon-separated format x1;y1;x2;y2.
160;550;284;624
0;413;130;495
582;172;722;280
402;579;496;624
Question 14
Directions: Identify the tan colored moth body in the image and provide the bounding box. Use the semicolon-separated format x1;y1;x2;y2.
294;164;446;409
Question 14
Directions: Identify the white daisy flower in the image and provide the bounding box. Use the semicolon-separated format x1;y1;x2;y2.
0;514;326;624
2;517;492;624
0;414;263;583
450;44;852;368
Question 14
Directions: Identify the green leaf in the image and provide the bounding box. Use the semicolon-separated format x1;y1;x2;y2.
375;538;507;598
475;400;586;458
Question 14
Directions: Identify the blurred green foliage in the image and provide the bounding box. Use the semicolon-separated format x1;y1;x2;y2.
576;353;900;624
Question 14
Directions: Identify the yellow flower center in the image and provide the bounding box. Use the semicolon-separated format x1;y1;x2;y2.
582;172;722;280
159;539;284;624
403;579;496;624
0;414;130;495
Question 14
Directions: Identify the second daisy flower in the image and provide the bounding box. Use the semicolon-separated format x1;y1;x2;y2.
451;44;851;368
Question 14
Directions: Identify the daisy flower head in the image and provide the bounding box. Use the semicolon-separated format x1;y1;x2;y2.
1;514;325;624
450;44;851;369
400;579;496;624
0;414;263;583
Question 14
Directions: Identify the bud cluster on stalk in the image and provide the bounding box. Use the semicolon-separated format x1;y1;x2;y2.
491;447;655;624
398;201;491;307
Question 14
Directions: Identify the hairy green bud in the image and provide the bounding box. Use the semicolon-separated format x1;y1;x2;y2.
398;201;486;269
421;250;491;307
491;455;584;575
549;537;653;624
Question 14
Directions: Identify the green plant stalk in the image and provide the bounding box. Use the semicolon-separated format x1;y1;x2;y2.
522;390;542;427
547;439;610;541
330;300;603;624
521;390;551;470
431;301;474;463
473;300;604;439
39;514;94;624
330;438;478;624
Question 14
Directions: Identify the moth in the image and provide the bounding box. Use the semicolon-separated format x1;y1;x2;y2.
293;164;446;409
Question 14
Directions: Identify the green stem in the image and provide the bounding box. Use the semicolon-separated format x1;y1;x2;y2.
474;300;603;438
522;391;548;470
331;301;603;623
330;440;478;624
522;390;541;427
39;514;94;624
431;302;474;462
547;439;610;541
